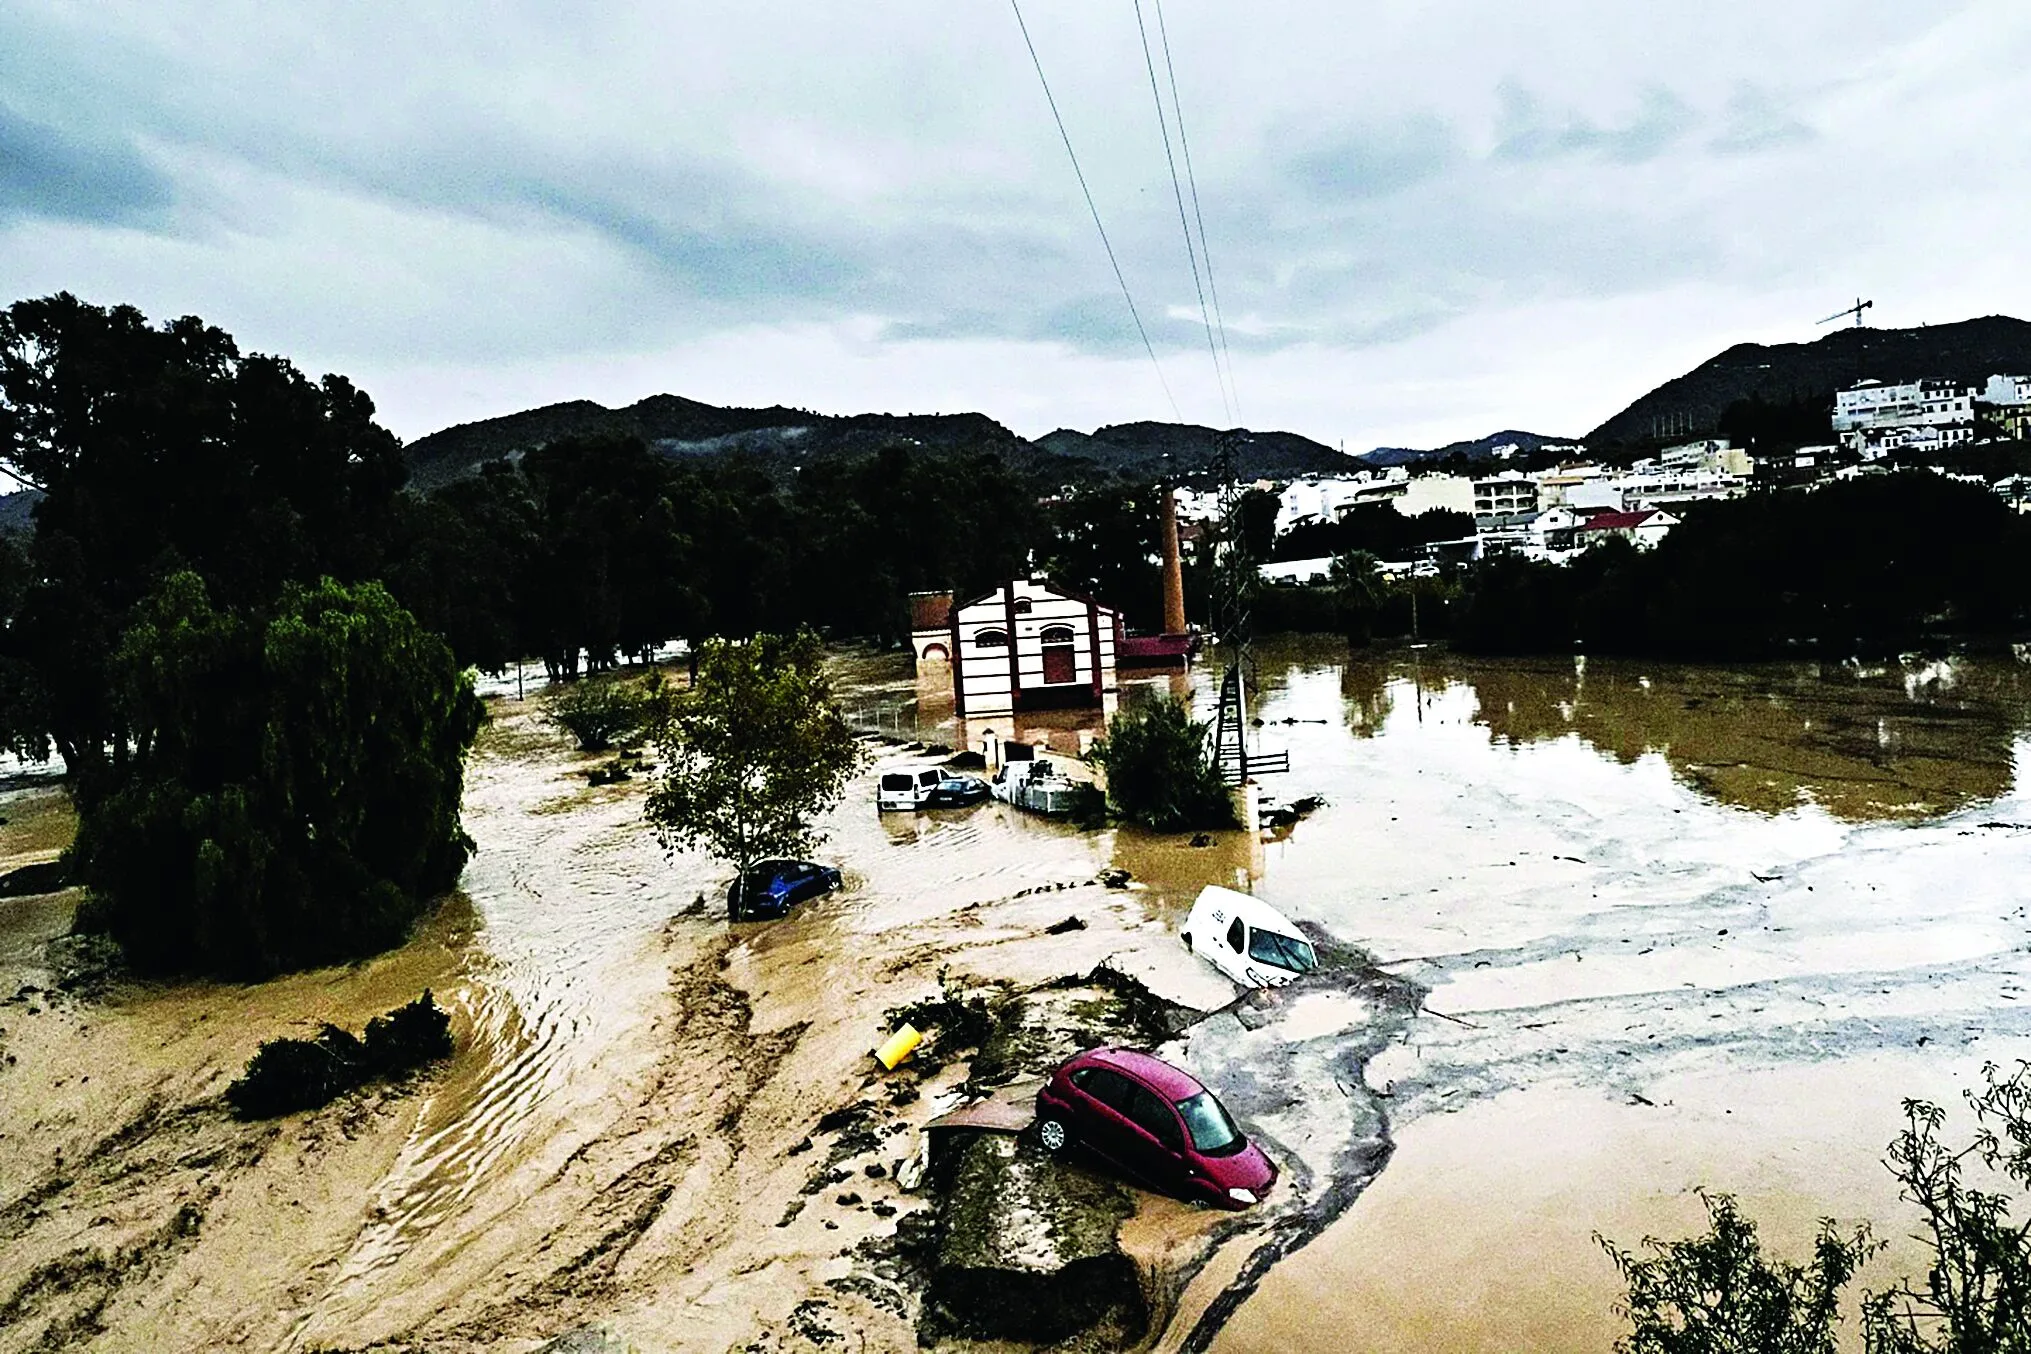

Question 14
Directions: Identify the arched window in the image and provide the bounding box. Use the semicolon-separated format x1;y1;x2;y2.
1012;596;1033;613
919;643;950;664
973;628;1009;648
1040;625;1077;684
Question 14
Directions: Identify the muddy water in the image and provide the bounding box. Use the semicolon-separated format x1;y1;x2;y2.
8;644;2028;1350
298;711;718;1334
1174;640;2031;1352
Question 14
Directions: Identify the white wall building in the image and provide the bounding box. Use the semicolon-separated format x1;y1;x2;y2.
911;579;1120;717
1471;471;1540;526
1981;375;2031;408
1392;473;1475;518
1273;471;1410;535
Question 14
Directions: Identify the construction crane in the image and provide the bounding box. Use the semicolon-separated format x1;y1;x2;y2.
1818;297;1874;328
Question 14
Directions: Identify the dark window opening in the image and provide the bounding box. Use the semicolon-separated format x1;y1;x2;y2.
1041;625;1077;684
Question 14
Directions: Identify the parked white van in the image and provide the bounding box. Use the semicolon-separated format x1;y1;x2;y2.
878;767;946;812
1181;886;1318;989
878;766;990;812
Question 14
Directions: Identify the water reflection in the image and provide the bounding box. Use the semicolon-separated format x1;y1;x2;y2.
1228;637;2031;823
836;641;2031;824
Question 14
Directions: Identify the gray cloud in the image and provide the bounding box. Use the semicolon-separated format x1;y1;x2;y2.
1287;115;1461;202
1493;83;1699;164
1709;82;1815;154
0;100;172;227
0;1;2020;444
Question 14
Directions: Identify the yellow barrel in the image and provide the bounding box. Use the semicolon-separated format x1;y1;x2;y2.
873;1023;923;1070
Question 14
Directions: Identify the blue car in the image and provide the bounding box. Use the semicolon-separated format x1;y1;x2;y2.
726;859;843;921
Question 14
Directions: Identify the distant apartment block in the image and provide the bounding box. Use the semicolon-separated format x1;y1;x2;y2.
1833;379;1976;456
1471;471;1539;526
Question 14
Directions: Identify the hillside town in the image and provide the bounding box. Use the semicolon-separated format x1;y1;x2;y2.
1203;370;2031;580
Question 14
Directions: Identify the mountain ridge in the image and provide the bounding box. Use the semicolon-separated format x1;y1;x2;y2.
1586;315;2031;453
404;397;1365;489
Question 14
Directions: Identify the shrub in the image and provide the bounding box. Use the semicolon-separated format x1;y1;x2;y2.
1089;697;1237;833
226;992;453;1120
545;671;665;752
1599;1190;1875;1354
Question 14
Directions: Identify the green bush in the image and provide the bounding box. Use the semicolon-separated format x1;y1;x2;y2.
1089;697;1237;833
1602;1062;2031;1353
544;670;666;751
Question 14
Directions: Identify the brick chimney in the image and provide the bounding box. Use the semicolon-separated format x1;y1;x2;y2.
1160;485;1188;637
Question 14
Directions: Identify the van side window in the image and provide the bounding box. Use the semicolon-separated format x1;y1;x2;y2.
1227;917;1246;953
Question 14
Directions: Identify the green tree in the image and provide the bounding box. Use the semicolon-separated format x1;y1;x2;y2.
1045;480;1166;632
0;294;407;783
1599;1190;1877;1354
545;670;666;752
68;573;484;977
1089;696;1237;833
1863;1064;2031;1352
1601;1063;2031;1354
644;631;863;883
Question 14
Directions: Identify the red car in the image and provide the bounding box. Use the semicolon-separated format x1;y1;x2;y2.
1034;1046;1278;1209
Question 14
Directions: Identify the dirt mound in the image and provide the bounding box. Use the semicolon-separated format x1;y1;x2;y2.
924;1133;1143;1344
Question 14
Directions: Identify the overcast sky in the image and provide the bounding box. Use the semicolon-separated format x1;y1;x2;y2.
4;2;2027;450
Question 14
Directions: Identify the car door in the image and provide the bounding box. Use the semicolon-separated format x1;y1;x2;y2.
786;863;825;905
1066;1066;1142;1170
1121;1082;1194;1195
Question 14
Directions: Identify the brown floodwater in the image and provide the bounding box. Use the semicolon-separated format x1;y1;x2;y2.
837;641;2031;1350
10;644;2031;1351
1184;640;2031;1353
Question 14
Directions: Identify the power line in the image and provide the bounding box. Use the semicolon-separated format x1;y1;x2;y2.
1008;0;1180;421
1152;0;1239;424
1134;0;1229;426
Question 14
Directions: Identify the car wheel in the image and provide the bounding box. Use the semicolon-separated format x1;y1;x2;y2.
1180;931;1192;950
1037;1117;1070;1153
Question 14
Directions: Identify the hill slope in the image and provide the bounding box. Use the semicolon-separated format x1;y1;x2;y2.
404;395;1026;491
1357;430;1579;468
1587;316;2031;453
404;397;1360;489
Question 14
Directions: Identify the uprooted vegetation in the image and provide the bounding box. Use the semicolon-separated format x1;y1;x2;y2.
886;963;1188;1092
225;992;454;1119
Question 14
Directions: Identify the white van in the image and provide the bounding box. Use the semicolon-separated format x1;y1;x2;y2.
1181;886;1318;989
878;767;947;812
878;766;991;813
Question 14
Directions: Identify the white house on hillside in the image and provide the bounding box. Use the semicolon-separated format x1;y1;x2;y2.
1833;379;1976;455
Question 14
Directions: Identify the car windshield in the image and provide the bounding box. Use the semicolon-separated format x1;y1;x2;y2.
880;774;915;791
1248;928;1317;973
1174;1091;1243;1155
